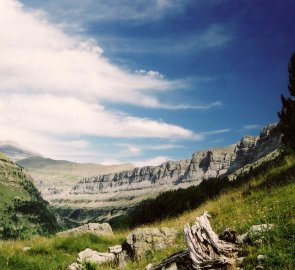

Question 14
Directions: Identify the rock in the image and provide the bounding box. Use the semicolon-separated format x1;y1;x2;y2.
236;257;245;266
257;254;266;264
108;245;122;254
22;247;31;252
57;222;113;236
146;263;153;270
117;249;129;267
249;224;274;234
125;227;178;259
71;124;281;195
239;224;274;243
238;232;249;243
77;248;115;265
67;262;81;270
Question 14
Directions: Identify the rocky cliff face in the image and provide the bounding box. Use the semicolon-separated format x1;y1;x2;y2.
72;124;281;195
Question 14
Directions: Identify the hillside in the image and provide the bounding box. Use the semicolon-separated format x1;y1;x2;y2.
0;152;294;269
0;153;58;239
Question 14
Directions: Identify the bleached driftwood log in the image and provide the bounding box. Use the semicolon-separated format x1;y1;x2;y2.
184;211;240;269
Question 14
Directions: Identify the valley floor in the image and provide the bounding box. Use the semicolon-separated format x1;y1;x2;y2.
0;154;294;270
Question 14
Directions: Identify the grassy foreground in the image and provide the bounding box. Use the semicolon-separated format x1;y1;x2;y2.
0;154;294;270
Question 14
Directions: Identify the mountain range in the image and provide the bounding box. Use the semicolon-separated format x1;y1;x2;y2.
0;123;282;225
52;123;281;224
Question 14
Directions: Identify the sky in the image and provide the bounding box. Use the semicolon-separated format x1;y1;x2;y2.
0;0;295;166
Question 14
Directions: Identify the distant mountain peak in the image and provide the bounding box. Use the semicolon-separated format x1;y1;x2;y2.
0;140;41;161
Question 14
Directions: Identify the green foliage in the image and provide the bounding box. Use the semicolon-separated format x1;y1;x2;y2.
279;52;295;151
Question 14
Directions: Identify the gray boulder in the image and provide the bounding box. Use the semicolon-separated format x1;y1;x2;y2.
108;245;122;254
125;227;178;259
239;224;275;243
67;262;81;270
77;248;115;264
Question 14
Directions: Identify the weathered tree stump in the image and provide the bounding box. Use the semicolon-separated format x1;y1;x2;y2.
184;211;240;269
151;212;241;270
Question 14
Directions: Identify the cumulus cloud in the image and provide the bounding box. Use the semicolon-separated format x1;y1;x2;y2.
0;0;205;161
0;0;179;108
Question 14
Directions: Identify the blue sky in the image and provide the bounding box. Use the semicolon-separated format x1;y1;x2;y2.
0;0;294;166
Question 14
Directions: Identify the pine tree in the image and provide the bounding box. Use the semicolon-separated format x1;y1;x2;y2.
278;52;295;151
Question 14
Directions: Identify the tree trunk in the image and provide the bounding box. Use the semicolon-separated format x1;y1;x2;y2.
184;211;240;269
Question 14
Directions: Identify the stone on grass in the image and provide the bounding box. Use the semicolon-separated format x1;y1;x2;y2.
77;248;115;265
146;263;153;270
108;245;122;254
125;227;178;259
67;262;81;270
257;254;266;264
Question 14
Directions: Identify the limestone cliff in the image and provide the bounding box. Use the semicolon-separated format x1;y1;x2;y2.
72;124;281;195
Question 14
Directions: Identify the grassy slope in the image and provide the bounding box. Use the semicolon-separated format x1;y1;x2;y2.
0;154;294;270
0;153;59;239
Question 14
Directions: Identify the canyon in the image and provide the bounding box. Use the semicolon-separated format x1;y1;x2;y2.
50;124;281;224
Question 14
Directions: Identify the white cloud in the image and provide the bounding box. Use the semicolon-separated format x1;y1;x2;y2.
22;0;189;24
0;0;186;109
161;101;222;110
201;128;231;135
98;155;171;167
0;94;200;139
135;69;164;79
243;124;260;130
116;143;185;155
95;25;232;56
0;0;214;162
132;156;171;167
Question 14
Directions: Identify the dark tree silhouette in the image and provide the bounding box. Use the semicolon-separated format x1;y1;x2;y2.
278;52;295;151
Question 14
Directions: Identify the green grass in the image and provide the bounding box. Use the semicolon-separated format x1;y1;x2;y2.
0;154;294;269
0;233;126;270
